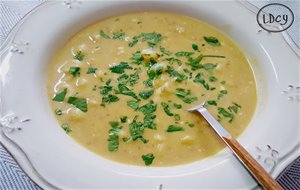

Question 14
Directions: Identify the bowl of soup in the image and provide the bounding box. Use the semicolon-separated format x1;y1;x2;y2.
1;1;298;189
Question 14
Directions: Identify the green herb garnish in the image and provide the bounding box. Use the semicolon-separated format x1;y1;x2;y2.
69;67;80;77
55;108;62;116
218;107;234;122
62;123;72;134
128;36;139;47
218;90;227;100
192;44;199;51
139;101;157;115
228;103;241;114
120;116;127;123
100;30;111;39
108;123;122;152
128;116;148;143
116;83;139;100
67;96;88;112
165;57;182;66
174;114;180;121
175;88;198;104
109;62;132;74
166;66;187;82
160;46;172;55
173;103;182;109
161;102;174;116
167;125;184;132
139;89;154;100
203;63;217;70
209;76;217;82
74;51;84;61
147;63;163;80
142;153;155;166
99;81;113;95
188;55;203;70
138;32;163;48
87;67;97;74
127;100;139;110
52;88;67;102
203;36;220;46
175;51;194;57
194;73;210;90
101;94;120;107
112;31;125;40
207;100;217;106
130;51;143;65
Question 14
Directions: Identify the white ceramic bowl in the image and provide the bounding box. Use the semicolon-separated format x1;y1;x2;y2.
0;1;299;189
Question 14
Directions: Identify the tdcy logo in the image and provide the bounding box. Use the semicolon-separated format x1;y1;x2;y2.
257;3;294;32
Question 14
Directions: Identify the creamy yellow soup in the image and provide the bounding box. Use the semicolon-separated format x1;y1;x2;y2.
47;12;257;166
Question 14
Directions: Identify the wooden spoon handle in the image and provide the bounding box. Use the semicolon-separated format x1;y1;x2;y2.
223;136;283;190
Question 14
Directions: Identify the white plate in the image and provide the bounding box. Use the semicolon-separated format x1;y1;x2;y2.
0;1;299;189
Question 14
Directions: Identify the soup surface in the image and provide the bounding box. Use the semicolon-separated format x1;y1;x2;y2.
47;12;257;166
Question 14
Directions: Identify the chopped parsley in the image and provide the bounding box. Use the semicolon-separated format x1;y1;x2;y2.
138;32;163;48
130;51;144;65
207;100;217;106
160;46;172;55
99;80;113;95
62;123;72;133
127;100;139;110
167;125;184;132
55;108;62;116
173;103;182;109
218;103;241;123
188;55;203;70
116;83;139;100
175;51;194;57
166;66;186;82
143;79;153;88
69;66;80;77
112;31;125;40
147;63;163;79
175;88;198;104
128;116;148;143
218;107;234;122
108;123;122;152
174;114;180;121
101;94;120;107
142;153;155;166
109;62;132;74
165;57;182;66
67;96;88;112
218;90;227;100
203;36;220;46
128;36;139;47
203;63;217;70
194;73;210;90
228;103;241;114
192;43;199;51
52;88;67;102
139;101;157;115
209;76;217;82
129;32;163;48
73;51;84;61
161;102;174;116
139;89;154;100
100;30;110;39
87;67;97;74
120;116;127;123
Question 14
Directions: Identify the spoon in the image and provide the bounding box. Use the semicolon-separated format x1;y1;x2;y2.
188;102;283;190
